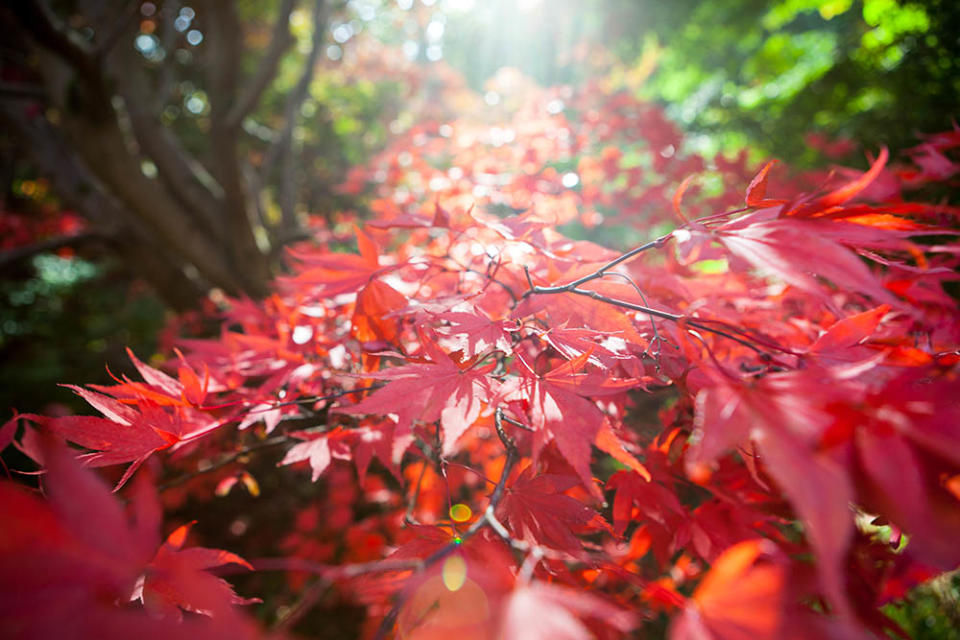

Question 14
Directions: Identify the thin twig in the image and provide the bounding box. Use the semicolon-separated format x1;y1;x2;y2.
156;435;289;492
197;384;384;412
519;234;670;300
567;286;764;353
0;232;106;269
227;0;298;128
272;578;329;632
404;458;429;525
500;414;533;432
373;409;522;639
516;232;787;354
599;271;666;361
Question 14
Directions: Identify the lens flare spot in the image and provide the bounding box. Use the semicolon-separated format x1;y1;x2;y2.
442;554;467;592
449;503;472;522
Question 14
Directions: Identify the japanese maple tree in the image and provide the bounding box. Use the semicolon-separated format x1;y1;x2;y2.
2;71;960;640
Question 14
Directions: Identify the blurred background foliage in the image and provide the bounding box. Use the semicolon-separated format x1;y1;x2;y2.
436;0;958;163
1;0;957;635
3;0;957;405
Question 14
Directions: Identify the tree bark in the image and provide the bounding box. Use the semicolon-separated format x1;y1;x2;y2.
0;0;325;306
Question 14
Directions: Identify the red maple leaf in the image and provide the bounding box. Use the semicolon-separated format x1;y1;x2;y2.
433;306;516;357
0;438;258;637
351;278;409;346
716;216;898;309
744;161;788;208
785;148;889;218
499;350;639;499
334;332;496;460
687;370;857;620
283;225;396;297
279;431;332;482
500;581;635;640
495;467;610;554
670;540;786;640
134;521;259;621
607;469;688;566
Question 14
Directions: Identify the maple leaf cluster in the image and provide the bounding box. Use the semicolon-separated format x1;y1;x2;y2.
2;75;959;639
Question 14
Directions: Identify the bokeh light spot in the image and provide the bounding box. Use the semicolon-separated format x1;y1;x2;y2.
441;554;467;592
449;503;472;522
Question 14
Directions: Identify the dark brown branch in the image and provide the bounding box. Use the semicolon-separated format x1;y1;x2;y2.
206;0;271;295
272;578;329;632
374;413;522;639
8;8;247;296
156;435;291;492
520;234;771;354
248;556;424;579
261;0;329;238
404;458;428;526
444;256;520;303
65;117;246;292
226;0;298;128
7;1;112;118
500;414;533;432
0;101;208;308
9;1;96;76
519;233;671;300
111;53;225;239
91;0;140;57
0;82;46;99
599;270;665;357
261;0;329;174
567;286;764;353
153;0;181;112
0;232;105;269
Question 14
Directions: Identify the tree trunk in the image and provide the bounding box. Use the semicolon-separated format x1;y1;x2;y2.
0;0;325;309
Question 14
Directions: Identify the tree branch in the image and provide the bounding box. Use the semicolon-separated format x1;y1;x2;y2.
110;51;225;239
0;82;47;100
207;0;271;295
90;0;139;57
6;1;112;119
519;233;671;299
9;1;96;74
226;0;298;128
519;236;776;354
261;0;329;238
153;0;181;112
374;411;522;639
0;232;105;269
156;434;291;492
0;100;208;308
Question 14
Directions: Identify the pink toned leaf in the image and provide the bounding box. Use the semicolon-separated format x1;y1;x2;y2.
787;148;889;217
126;348;183;397
501;582;634;640
745;161;787;208
671;540;786;640
810;305;890;353
280;434;332;482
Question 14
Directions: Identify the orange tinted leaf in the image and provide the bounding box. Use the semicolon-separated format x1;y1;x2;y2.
810;305;890;353
596;423;651;481
672;175;695;224
745;161;787;208
351;279;408;345
672;540;786;640
496;467;610;553
788;147;889;217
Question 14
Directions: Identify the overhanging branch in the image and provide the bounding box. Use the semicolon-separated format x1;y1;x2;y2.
226;0;299;128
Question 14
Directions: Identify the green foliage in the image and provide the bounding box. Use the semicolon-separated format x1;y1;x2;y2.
0;256;165;414
883;573;960;640
631;0;959;163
